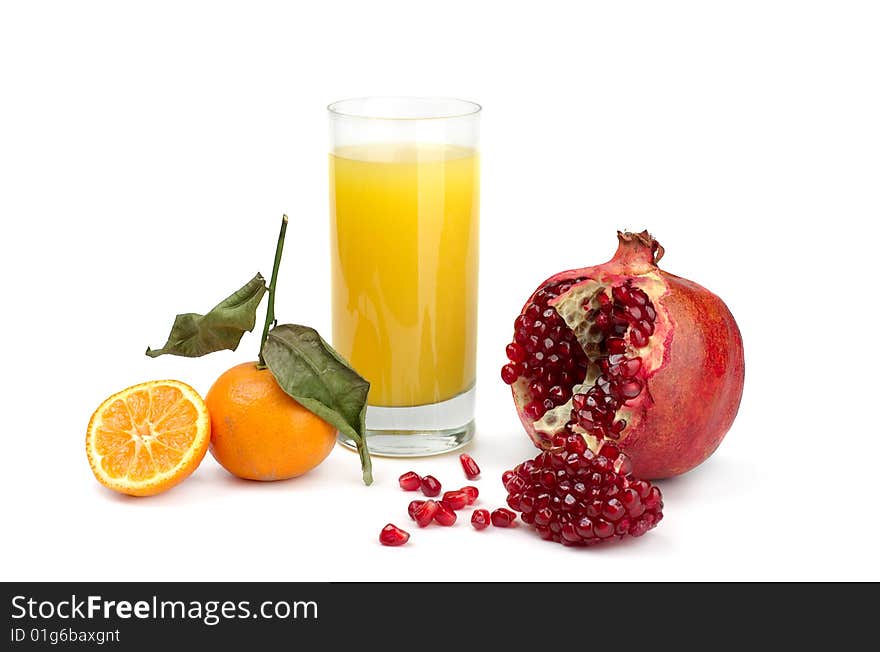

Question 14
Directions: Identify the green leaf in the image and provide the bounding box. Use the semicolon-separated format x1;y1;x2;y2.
146;273;267;358
262;323;373;485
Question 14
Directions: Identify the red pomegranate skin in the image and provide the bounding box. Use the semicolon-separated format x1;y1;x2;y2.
622;268;744;477
509;232;744;479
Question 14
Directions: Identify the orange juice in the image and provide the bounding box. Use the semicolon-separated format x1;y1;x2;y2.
329;143;480;407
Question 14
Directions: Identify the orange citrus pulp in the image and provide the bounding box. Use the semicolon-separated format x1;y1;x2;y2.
86;379;210;496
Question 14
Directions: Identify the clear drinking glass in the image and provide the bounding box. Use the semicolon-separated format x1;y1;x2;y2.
328;97;481;456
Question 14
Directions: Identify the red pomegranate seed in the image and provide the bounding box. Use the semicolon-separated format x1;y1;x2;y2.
420;475;442;497
598;442;620;458
501;364;519;384
630;328;648;348
461;486;479;504
504;473;526;493
616;379;643;400
561;522;581;544
606;337;626;354
526;334;540;353
631;479;651;499
407;500;425;520
398;471;422;491
628;287;648;306
413;500;439;527
593;519;614;538
379;524;410;546
620;488;643;518
534;507;552;526
459;453;481;479
548;385;566;403
614;354;635;372
575;517;594;539
442;490;469;511
506;493;522;511
564;434;587;455
644;486;663;510
471;509;490;530
529;380;547;399
524;401;545;420
491;508;517;528
434;503;457;526
501;470;515;486
506;342;526;363
602;498;626;522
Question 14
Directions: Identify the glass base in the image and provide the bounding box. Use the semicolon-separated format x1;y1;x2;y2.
338;386;475;457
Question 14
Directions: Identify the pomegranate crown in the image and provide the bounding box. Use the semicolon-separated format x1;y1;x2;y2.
613;230;664;271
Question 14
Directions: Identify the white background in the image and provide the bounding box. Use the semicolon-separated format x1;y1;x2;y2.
1;1;877;582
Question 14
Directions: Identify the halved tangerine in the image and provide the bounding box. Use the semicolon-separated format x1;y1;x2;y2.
86;379;210;496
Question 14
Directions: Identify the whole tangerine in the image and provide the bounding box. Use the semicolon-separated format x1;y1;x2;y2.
206;362;337;481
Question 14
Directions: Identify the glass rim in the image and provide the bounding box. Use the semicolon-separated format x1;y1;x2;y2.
327;96;482;121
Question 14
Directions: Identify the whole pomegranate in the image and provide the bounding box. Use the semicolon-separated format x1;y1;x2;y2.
501;231;744;479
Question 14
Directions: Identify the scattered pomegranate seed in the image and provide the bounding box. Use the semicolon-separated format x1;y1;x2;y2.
413;500;439;527
459;453;481;479
407;500;425;520
442;490;469;511
434;502;457;526
461;486;479;504
491;508;517;528
379;524;410;546
420;475;442;497
398;471;422;491
471;509;490;530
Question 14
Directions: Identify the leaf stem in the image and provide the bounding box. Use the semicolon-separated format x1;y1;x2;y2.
358;438;373;486
257;214;288;369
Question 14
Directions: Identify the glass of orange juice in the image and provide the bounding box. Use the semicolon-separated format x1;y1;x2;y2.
328;97;481;456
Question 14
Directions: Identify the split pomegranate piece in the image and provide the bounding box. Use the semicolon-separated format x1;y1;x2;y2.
502;230;744;479
379;524;410;546
434;502;457;526
490;508;517;528
459;453;481;479
503;438;663;546
471;509;490;530
399;471;422;491
420;475;442;497
442;490;470;511
413;500;439;527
